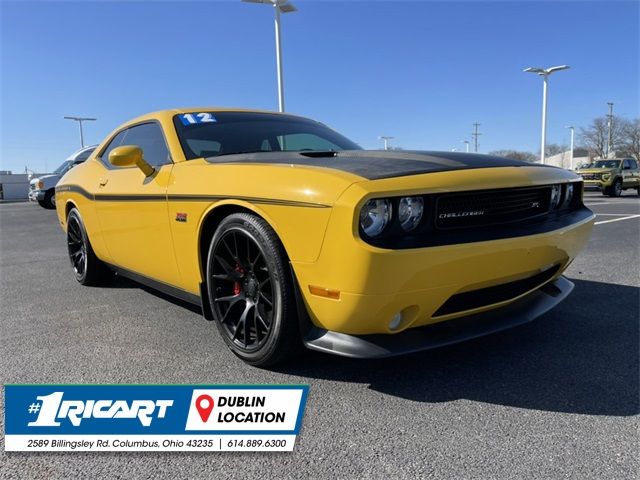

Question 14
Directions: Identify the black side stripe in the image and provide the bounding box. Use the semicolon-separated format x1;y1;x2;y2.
56;184;330;208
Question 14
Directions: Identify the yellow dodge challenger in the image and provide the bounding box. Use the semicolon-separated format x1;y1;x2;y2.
55;108;595;366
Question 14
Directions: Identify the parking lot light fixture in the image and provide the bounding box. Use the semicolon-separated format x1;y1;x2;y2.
523;65;570;164
378;136;394;150
242;0;297;113
63;116;96;148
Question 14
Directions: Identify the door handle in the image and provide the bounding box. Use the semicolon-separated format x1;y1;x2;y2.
99;178;108;187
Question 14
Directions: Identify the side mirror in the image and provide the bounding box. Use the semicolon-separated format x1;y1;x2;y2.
108;145;155;177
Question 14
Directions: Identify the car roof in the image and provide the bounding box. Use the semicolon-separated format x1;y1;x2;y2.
122;108;311;126
65;145;97;161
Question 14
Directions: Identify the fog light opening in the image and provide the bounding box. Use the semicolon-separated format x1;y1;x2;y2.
388;312;403;331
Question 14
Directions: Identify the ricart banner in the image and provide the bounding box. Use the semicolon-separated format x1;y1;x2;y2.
4;385;308;451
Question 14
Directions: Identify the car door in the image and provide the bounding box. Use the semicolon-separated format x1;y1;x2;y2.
94;122;181;287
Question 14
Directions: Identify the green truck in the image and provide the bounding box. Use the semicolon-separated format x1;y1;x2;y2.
577;158;640;197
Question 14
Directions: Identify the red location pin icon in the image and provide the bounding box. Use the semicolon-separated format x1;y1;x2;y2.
195;394;214;422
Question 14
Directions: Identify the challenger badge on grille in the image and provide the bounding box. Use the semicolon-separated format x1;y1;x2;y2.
438;211;485;219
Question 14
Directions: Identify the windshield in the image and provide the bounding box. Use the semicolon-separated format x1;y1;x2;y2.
173;112;361;160
593;160;621;169
53;160;74;175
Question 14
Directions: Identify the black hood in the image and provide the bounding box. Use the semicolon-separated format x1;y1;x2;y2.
206;150;546;180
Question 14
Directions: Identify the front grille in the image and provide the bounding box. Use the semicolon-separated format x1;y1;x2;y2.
580;173;601;180
435;186;551;229
433;264;561;317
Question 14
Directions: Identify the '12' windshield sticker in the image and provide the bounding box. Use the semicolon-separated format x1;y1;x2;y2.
179;113;217;126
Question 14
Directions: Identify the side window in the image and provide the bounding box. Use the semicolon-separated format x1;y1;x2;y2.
120;123;171;167
630;160;638;170
622;159;631;170
99;130;128;166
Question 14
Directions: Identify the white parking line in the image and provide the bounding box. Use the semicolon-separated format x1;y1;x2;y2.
586;201;640;206
594;215;640;225
595;213;640;216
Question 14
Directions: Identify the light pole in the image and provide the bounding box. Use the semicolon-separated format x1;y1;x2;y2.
378;136;394;150
64;116;96;148
242;0;297;113
472;123;481;152
565;125;575;170
462;140;470;153
606;102;614;158
523;65;570;164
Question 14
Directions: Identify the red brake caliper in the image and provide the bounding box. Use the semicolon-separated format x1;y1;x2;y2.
233;264;244;295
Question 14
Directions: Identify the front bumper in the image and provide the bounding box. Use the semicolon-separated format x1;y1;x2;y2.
303;276;574;358
293;209;594;335
581;179;613;191
583;181;604;191
28;190;45;201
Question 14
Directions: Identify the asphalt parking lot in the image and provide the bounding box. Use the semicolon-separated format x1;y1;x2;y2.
0;191;638;479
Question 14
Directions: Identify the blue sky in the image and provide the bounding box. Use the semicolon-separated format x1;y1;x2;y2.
1;0;638;172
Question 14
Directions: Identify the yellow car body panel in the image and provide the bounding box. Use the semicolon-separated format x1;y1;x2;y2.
55;108;595;359
166;159;359;295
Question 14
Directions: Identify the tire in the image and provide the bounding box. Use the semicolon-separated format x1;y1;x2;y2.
42;189;56;209
636;186;640;196
206;213;301;366
609;179;622;197
66;208;113;286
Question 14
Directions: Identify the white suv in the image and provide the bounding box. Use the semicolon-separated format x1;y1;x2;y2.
29;146;96;209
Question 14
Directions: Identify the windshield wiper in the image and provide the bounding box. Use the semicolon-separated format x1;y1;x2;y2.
214;150;268;157
213;149;338;158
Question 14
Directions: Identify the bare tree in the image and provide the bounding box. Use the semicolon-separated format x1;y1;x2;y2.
580;116;625;158
489;150;537;162
544;143;567;156
619;119;640;160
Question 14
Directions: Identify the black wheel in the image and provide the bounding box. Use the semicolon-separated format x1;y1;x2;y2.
206;213;300;366
609;179;622;197
636;186;640;196
601;186;610;196
41;190;56;209
66;208;112;286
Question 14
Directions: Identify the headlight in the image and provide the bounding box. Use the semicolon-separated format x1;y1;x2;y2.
550;185;561;209
360;199;392;237
602;173;610;181
37;181;44;189
398;196;424;232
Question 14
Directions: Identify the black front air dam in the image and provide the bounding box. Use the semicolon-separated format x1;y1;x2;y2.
302;276;574;359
